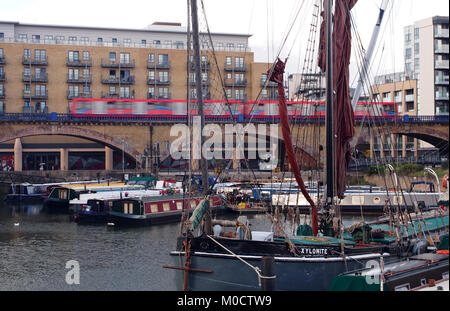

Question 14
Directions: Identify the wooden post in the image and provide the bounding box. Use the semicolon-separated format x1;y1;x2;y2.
261;256;275;291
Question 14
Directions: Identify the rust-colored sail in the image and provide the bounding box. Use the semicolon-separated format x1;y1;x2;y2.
268;59;318;236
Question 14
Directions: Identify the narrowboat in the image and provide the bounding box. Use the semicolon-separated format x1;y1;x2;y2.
74;199;113;224
107;194;224;227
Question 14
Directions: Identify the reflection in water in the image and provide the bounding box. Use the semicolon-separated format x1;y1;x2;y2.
0;201;372;291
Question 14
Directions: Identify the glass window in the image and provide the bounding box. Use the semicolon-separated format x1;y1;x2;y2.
148;87;155;98
119;53;130;64
35;49;46;60
158;54;168;65
97;37;103;43
68;36;77;41
82;51;90;60
0;101;4;113
158;71;168;82
225;56;232;65
141;39;147;45
109;52;116;62
68;51;79;61
24;49;31;58
148;53;155;63
112;38;117;44
148;71;155;80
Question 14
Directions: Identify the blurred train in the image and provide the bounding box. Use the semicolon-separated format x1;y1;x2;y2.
69;98;397;119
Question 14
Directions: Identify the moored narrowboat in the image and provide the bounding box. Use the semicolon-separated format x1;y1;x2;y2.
107;195;224;227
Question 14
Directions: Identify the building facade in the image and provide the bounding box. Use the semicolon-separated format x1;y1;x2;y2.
0;21;277;171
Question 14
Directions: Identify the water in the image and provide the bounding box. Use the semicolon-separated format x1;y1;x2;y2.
0;201;371;291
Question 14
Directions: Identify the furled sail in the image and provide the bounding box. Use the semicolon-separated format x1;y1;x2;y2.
318;0;358;198
268;59;318;236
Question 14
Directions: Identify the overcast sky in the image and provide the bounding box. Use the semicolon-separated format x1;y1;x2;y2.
1;0;448;85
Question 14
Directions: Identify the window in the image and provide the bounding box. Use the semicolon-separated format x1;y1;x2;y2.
141;39;147;45
0;33;4;40
97;37;103;43
148;87;155;98
235;73;245;83
119;52;130;64
24;67;31;76
109;52;116;62
123;39;131;46
158;54;168;65
0;48;3;58
68;36;77;42
159;71;169;82
55;35;64;42
158;87;169;99
35;68;46;78
44;35;53;42
24;49;31;59
153;40;161;45
226;89;232;99
235;89;244;100
414;27;420;40
68;68;79;80
35;49;46;60
32;35;40;42
150;204;158;213
414;43;420;54
148;53;155;63
112;38;117;44
68;51;79;62
82;85;90;94
109;86;116;95
82;51;90;60
163;203;170;212
82;68;90;77
225;56;232;66
0;101;4;113
120;87;130;98
36;84;46;96
0;84;4;96
405;48;412;60
18;34;27;41
80;37;89;43
69;85;79;96
148;71;155;81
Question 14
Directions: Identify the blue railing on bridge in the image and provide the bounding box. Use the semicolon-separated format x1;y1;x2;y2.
0;112;448;124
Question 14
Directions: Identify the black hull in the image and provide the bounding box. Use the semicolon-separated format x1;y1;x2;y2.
107;211;188;227
75;213;108;225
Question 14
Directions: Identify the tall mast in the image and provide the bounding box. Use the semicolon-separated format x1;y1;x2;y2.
190;0;208;195
325;0;334;206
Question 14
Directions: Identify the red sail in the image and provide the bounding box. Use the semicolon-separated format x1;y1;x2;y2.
318;0;358;197
268;59;318;236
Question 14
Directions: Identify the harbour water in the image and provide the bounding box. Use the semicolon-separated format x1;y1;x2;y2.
0;201;374;291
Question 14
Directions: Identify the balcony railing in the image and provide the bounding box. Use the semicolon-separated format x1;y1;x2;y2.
22;73;48;82
147;61;171;69
147;93;171;100
435;93;449;101
435;60;450;70
435;45;450;54
435;76;449;85
22;90;48;99
148;78;171;85
225;78;247;87
101;92;135;99
67;74;92;83
224;63;247;72
22;56;48;66
101;59;135;68
435;29;449;38
101;76;135;85
66;57;92;67
189;61;211;71
188;79;210;86
67;91;93;99
260;79;278;88
405;94;415;102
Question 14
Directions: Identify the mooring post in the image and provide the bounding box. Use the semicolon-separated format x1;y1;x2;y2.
261;256;275;291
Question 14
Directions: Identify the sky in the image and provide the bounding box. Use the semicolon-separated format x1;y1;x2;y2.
1;0;448;85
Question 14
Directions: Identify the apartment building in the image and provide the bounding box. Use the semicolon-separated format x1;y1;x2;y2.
0;21;277;171
370;16;449;160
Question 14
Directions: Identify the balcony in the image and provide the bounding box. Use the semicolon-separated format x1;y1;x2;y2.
435;76;449;85
148;78;171;86
189;61;211;71
188;79;210;87
22;56;48;66
435;92;449;101
67;74;92;84
225;78;247;87
147;93;171;100
435;60;449;69
405;94;415;102
0;56;5;64
260;79;278;88
0;90;5;99
101;92;135;99
22;90;48;99
101;76;135;85
101;59;135;68
0;73;5;81
435;45;449;54
66;57;92;67
435;29;449;38
224;63;247;72
67;91;93;99
147;61;171;69
22;106;48;113
22;73;48;82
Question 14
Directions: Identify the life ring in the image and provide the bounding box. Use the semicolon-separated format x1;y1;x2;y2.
443;174;448;189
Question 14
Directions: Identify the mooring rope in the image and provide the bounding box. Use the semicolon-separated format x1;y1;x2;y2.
206;234;276;287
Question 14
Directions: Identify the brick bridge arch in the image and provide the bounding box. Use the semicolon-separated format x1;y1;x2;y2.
0;125;142;164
